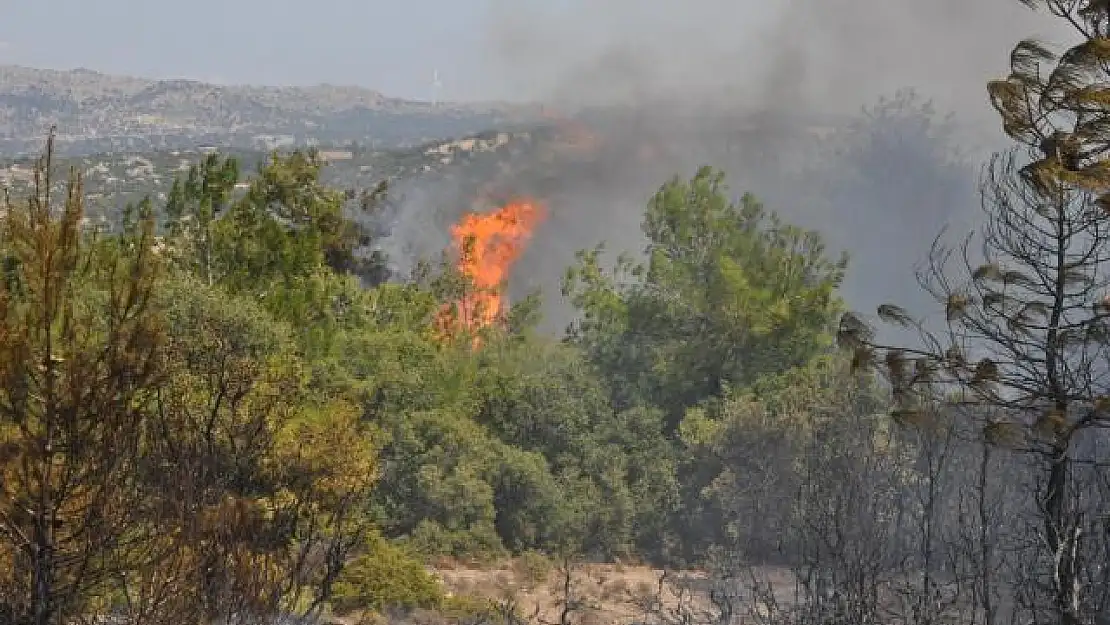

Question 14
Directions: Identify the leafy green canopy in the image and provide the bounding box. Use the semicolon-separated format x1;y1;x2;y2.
564;166;847;428
0;130;874;621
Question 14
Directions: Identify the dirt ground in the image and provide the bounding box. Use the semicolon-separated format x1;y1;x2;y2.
430;560;719;625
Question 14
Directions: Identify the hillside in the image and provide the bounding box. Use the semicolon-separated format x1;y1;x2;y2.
0;65;539;156
0;128;544;229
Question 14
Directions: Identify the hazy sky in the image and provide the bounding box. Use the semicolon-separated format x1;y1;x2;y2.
0;0;521;101
0;0;1070;113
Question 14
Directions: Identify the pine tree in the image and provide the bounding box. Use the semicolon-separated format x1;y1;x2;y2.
842;3;1110;622
0;131;164;625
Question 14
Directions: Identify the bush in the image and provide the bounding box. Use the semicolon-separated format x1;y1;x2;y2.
439;594;501;621
332;532;445;615
407;520;506;563
512;550;552;589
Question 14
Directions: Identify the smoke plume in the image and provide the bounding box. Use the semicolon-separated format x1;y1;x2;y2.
484;0;1068;123
379;0;1077;334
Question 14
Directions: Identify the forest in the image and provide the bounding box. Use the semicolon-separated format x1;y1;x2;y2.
5;2;1110;625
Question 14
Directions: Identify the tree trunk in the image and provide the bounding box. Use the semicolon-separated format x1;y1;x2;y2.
1045;441;1078;625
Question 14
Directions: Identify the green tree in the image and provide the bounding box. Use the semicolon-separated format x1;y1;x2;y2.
119;275;378;625
675;354;888;563
222;150;351;285
331;531;444;615
564;166;847;428
163;152;240;286
163;150;375;309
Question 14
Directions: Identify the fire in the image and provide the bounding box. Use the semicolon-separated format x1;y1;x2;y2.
437;199;546;346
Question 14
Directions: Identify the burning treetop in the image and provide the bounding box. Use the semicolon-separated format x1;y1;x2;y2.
438;199;545;345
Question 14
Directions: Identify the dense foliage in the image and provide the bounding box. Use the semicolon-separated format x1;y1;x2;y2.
10;3;1110;622
0;126;863;624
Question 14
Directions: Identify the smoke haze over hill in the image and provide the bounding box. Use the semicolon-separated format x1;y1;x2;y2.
377;0;1077;334
483;0;1069;123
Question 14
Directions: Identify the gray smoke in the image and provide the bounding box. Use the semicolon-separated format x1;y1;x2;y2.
484;0;1069;125
379;0;1078;335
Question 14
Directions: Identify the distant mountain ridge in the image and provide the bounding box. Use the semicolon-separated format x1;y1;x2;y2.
0;65;538;156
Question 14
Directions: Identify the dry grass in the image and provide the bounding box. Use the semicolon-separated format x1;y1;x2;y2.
430;559;715;625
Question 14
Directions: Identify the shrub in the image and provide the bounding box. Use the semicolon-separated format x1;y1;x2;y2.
512;550;552;589
407;520;506;563
332;532;444;615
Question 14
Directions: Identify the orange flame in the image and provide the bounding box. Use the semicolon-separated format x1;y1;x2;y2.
437;199;546;346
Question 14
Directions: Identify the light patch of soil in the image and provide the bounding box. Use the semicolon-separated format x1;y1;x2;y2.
430;560;716;625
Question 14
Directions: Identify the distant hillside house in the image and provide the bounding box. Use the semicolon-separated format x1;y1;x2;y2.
423;132;512;156
318;150;353;162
